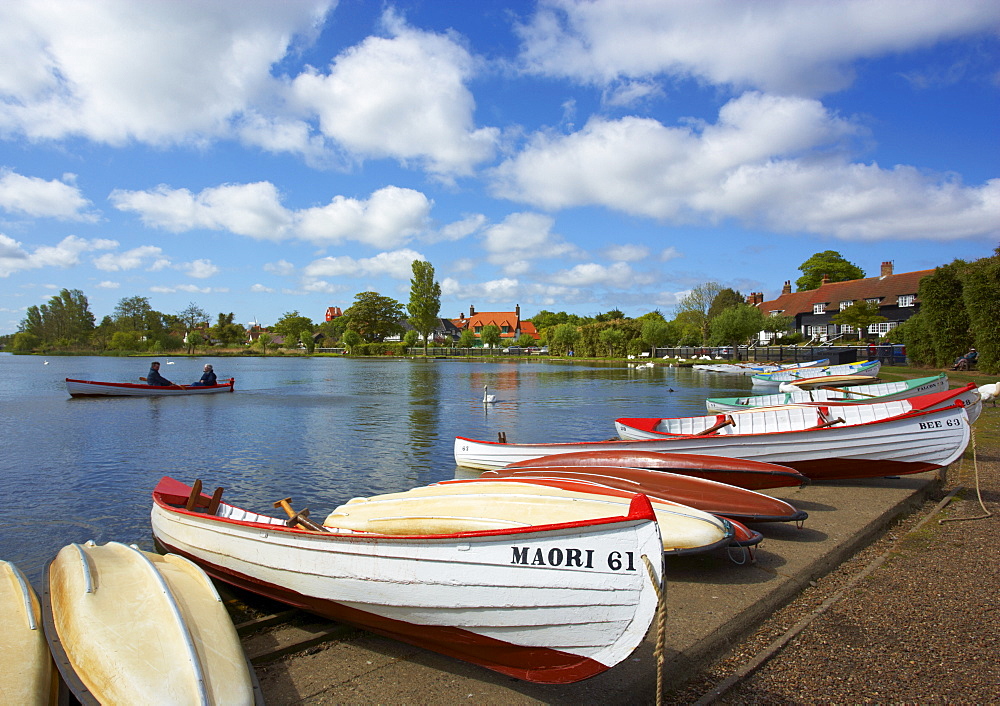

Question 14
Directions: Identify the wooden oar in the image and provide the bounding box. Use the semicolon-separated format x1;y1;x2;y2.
273;497;329;532
695;415;735;435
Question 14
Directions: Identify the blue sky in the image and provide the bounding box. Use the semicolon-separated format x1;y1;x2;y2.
1;0;998;334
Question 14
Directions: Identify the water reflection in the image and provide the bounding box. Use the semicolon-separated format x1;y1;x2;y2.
0;353;753;584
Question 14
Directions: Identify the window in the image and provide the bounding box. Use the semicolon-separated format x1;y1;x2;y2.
840;325;855;334
898;294;915;307
869;322;898;335
839;300;853;311
866;298;880;305
813;303;826;314
501;326;510;333
474;326;482;333
769;310;784;317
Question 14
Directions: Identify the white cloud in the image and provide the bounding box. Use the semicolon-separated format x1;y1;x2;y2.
0;0;333;145
110;182;293;240
492;92;1000;241
517;0;1000;95
296;186;431;248
0;233;115;277
111;182;431;248
482;212;579;272
303;248;425;281
427;214;487;243
603;244;649;262
251;283;275;293
93;245;164;272
181;259;220;279
660;246;682;262
290;10;498;175
96;280;120;289
263;260;296;276
149;284;223;294
0;169;98;221
550;262;650;287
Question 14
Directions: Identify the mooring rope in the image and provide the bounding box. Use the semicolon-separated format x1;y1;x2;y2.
940;426;993;524
642;553;667;705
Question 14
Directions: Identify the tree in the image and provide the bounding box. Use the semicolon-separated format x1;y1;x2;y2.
177;302;209;353
255;331;273;356
598;327;627;356
641;319;672;356
517;333;536;347
343;292;405;342
113;296;154;332
407;260;441;355
342;329;362;353
761;313;795;341
674;282;723;345
458;330;477;349
709;304;767;347
796;251;865;291
20;288;95;346
210;313;246;347
707;288;744;321
300;329;316;353
480;325;501;349
403;329;419;349
272;310;315;344
550;323;580;355
594;309;626;322
832;301;887;340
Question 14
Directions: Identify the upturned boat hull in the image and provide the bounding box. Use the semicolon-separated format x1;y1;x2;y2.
151;476;664;684
0;560;54;706
480;466;807;523
706;373;949;412
750;360;880;387
471;450;808;489
42;541;259;705
66;377;235;397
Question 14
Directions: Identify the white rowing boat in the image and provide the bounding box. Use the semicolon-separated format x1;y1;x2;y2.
0;560;54;706
693;358;829;374
706;373;949;412
455;402;970;481
66;377;235;397
151;476;664;684
42;541;260;705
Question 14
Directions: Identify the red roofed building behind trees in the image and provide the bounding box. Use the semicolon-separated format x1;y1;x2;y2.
452;305;539;344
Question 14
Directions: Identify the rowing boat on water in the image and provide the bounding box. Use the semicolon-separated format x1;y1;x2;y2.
151;476;664;684
327;478;738;555
706;373;949;412
480;465;807;523
0;560;54;705
66;377;235;397
750;360;880;387
498;450;809;489
455;402;970;481
42;540;260;705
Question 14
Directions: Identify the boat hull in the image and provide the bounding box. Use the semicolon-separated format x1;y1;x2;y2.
456;404;970;481
65;377;235;397
0;561;54;706
326;479;734;555
750;360;880;387
706;374;949;412
151;477;664;685
480;466;807;523
42;541;258;705
471;450;807;489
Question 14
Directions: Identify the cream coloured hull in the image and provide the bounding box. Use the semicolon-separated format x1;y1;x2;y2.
0;560;53;706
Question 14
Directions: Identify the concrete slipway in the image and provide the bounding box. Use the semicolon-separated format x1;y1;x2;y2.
249;470;943;705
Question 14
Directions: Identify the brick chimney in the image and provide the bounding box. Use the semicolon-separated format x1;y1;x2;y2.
881;261;893;278
746;292;763;305
515;304;520;320
469;305;475;316
781;280;792;295
821;273;830;285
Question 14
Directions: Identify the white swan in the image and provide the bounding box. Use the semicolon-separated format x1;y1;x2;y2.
483;384;497;404
977;382;1000;406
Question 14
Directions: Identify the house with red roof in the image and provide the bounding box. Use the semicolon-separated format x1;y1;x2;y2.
452;304;539;345
749;261;931;343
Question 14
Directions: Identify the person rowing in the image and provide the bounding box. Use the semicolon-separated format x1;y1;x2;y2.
146;361;173;386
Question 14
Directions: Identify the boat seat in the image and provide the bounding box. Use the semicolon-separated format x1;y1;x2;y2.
214;504;287;526
183;479;224;514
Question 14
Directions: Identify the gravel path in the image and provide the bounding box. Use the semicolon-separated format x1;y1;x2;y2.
664;421;1000;704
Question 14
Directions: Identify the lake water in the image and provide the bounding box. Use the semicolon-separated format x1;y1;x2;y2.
0;352;753;583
